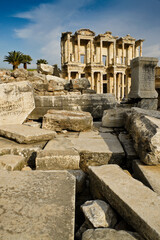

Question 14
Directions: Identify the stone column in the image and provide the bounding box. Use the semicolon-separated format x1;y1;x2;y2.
126;74;129;97
67;34;70;62
132;44;135;59
108;43;110;65
117;73;121;100
100;72;103;93
122;42;124;64
78;36;80;62
91;71;94;90
113;72;116;97
140;42;143;57
128;57;158;99
61;41;64;65
68;71;71;80
113;41;116;65
100;39;103;64
90;40;93;64
78;72;81;79
122;73;125;99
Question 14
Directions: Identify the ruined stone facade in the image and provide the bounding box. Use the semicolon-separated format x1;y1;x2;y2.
61;29;144;100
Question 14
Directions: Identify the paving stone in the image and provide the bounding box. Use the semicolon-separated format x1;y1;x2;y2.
118;133;137;160
133;160;160;195
36;149;80;170
0;81;35;125
0;155;25;171
89;165;160;240
99;127;114;133
0;170;75;240
82;228;139;240
42;109;93;132
70;132;125;171
0;124;56;144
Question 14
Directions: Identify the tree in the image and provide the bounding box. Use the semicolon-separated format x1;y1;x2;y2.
22;55;32;69
4;51;23;70
36;59;48;65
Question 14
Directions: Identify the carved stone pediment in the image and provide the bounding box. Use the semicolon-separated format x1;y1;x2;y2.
122;34;135;41
76;29;95;36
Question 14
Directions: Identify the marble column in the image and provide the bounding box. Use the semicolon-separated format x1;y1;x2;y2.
140;42;143;57
67;34;70;62
90;39;93;64
100;39;103;64
91;71;94;90
78;36;80;62
122;73;125;99
113;42;116;65
113;72;116;97
132;44;135;59
68;71;71;80
100;72;103;93
122;42;124;64
108;43;110;65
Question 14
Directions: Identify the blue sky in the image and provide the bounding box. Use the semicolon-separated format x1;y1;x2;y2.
1;0;160;69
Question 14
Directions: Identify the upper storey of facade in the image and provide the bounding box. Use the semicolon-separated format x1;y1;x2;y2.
61;29;144;67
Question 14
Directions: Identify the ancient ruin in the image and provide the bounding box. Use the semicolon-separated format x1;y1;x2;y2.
0;51;160;240
61;29;144;100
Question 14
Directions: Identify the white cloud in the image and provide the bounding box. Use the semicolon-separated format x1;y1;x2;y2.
14;0;160;68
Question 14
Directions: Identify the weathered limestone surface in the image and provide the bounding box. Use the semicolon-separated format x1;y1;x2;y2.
133;160;160;195
42;109;93;132
125;107;160;165
137;98;158;110
0;136;46;160
70;131;125;171
29;94;117;119
82;228;139;240
0;155;25;171
46;75;69;91
36;149;80;170
89;165;160;240
81;200;117;228
70;78;91;90
68;169;86;193
118;133;137;160
0;170;75;240
37;63;54;75
129;57;158;99
0;81;35;125
102;108;131;128
0;124;56;144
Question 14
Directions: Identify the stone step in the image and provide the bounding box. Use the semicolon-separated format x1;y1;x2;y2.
89;165;160;240
133;160;160;195
0;124;56;144
0;170;75;240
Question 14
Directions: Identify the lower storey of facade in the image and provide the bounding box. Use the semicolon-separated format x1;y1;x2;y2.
62;63;131;101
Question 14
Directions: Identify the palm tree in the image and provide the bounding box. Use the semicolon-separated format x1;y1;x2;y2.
4;51;23;70
22;54;32;69
36;59;48;65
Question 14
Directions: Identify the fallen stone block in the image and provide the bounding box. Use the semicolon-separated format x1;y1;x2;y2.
133;160;160;195
0;81;35;125
70;78;91;90
0;170;75;240
37;63;54;75
0;124;56;144
118;133;137;160
42;109;93;132
29;94;117;120
36;149;80;170
46;75;69;91
81;200;117;228
102;108;130;128
89;165;160;240
82;228;139;240
70;132;125;171
68;169;86;193
125;107;160;165
0;155;25;171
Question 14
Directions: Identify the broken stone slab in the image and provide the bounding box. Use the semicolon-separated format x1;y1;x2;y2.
81;200;117;228
68;170;86;193
0;170;75;240
46;75;69;91
42;109;93;132
23;121;41;128
82;228;139;240
0;81;35;125
0;155;25;171
118;133;137;160
70;132;125;172
11;68;28;78
89;165;160;240
133;160;160;195
70;78;91;90
136;98;158;110
129;57;158;99
29;94;117;120
0;124;56;144
125;107;160;165
102;108;131;128
36;149;80;170
37;63;54;75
